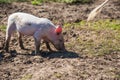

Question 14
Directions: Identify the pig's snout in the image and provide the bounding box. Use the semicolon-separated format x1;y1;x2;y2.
58;47;65;51
56;44;66;52
59;48;67;52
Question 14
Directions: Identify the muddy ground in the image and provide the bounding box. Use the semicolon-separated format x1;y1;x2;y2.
0;0;120;80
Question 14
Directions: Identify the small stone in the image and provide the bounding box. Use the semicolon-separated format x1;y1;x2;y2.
72;33;77;37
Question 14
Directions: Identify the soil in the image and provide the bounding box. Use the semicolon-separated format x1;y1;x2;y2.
0;0;120;80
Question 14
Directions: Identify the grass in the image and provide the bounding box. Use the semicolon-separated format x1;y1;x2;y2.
0;25;6;32
20;74;32;80
115;74;120;79
31;0;43;5
0;0;92;4
0;0;12;3
0;0;29;3
64;19;120;56
64;19;120;30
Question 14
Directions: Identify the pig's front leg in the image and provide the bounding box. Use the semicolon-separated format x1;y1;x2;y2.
4;27;12;52
45;42;53;51
33;31;42;55
18;32;25;49
34;37;40;54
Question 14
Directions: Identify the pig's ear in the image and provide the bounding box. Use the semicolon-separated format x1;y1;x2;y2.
55;25;62;35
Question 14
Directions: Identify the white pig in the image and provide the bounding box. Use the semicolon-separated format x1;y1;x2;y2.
4;12;66;54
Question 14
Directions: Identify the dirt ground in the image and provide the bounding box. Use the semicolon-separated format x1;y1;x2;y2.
0;0;120;80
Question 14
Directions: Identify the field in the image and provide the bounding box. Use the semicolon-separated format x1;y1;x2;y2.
0;0;120;80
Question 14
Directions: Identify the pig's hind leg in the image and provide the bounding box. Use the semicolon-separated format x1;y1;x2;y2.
4;22;16;52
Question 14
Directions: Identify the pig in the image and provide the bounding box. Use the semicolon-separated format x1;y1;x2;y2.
4;12;66;54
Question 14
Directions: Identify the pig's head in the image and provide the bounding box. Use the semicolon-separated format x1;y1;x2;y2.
47;25;66;51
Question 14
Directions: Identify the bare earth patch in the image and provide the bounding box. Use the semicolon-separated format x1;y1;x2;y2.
0;0;120;80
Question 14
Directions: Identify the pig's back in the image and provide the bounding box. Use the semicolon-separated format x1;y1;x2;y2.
12;12;54;27
9;12;55;36
10;12;40;24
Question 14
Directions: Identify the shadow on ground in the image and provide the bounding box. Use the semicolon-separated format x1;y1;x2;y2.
40;51;79;58
11;50;79;58
0;49;79;59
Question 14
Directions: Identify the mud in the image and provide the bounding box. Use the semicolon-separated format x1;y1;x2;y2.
0;0;120;80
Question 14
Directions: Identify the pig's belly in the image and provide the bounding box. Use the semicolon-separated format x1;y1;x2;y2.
17;25;37;36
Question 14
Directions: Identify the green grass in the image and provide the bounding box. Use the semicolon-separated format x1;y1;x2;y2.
0;0;11;3
30;0;92;5
31;0;43;5
64;19;120;30
64;19;120;56
0;25;6;32
0;0;92;4
0;0;29;3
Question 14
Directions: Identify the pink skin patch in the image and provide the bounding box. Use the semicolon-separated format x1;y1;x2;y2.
55;26;62;34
